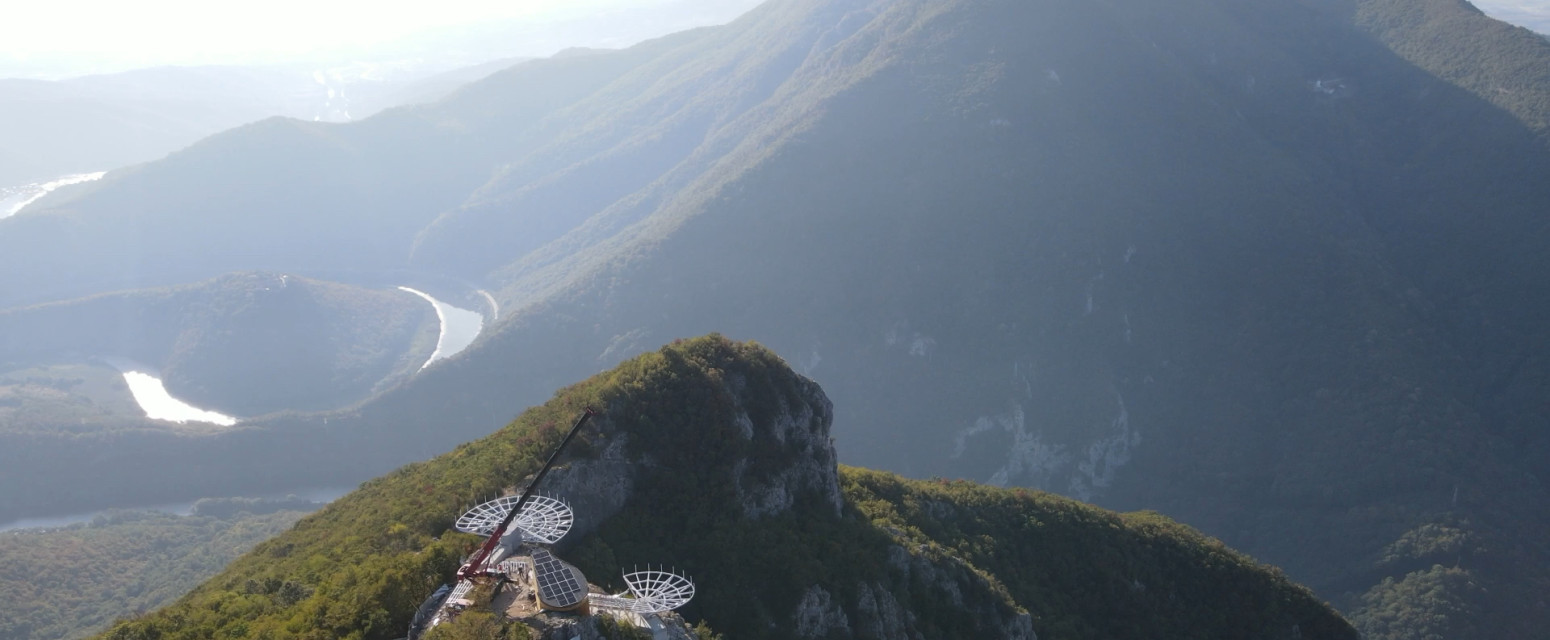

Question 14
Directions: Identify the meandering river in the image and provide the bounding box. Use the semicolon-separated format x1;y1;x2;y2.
104;358;239;426
1;172;106;218
3;287;487;530
398;287;485;369
96;288;486;428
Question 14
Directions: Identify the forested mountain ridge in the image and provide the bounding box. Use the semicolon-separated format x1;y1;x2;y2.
0;506;311;640
0;68;316;187
1;0;1547;636
0;62;537;189
92;336;1357;640
1357;0;1550;135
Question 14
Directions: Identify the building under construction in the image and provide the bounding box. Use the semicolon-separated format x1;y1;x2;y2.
408;409;696;639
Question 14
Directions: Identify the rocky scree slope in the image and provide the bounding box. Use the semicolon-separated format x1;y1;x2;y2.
94;336;1355;640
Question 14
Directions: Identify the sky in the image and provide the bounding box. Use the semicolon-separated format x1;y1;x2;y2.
0;0;759;78
2;0;1544;79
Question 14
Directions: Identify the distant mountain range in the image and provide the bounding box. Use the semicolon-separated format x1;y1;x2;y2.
0;0;769;189
0;61;533;188
2;0;1548;636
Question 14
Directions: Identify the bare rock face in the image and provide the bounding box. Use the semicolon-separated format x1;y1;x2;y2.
855;582;914;640
544;355;845;543
794;585;852;638
533;611;696;640
544;427;638;544
730;372;844;519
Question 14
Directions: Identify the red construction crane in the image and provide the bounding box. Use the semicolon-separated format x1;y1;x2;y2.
456;407;597;581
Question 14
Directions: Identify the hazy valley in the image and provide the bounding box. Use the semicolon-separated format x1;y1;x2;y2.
2;0;1549;637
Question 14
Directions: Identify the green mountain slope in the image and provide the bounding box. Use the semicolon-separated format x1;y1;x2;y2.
92;336;1355;640
1357;0;1550;135
0;507;310;640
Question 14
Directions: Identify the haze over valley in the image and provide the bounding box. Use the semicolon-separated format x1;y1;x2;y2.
0;0;762;188
3;0;1550;638
1474;0;1550;33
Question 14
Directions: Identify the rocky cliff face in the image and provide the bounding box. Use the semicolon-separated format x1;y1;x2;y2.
532;611;697;640
545;345;844;546
544;431;638;544
723;371;844;520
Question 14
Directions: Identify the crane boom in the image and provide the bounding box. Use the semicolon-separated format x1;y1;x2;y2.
457;407;596;580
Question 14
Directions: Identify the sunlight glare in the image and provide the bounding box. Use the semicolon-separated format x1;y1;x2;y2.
4;0;648;64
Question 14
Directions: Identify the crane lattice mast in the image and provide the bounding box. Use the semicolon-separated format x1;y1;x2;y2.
457;407;596;580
